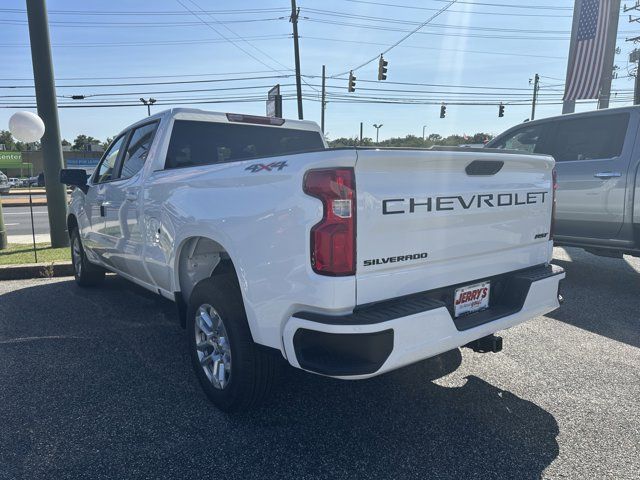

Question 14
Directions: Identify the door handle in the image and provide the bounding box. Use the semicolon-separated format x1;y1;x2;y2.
594;172;621;179
125;191;138;201
99;201;111;217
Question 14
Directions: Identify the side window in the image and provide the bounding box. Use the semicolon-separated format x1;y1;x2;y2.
491;125;546;154
551;113;629;162
119;122;159;180
94;134;126;184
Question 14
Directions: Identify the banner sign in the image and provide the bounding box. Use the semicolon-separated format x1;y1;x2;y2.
564;0;615;100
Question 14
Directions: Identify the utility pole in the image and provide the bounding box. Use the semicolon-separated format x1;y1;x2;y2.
290;0;303;120
359;122;363;144
530;74;540;121
321;65;326;133
373;124;383;144
422;125;427;141
625;3;640;104
26;0;68;248
140;97;156;116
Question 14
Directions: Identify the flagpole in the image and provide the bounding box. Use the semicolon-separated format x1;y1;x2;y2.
563;0;583;114
597;0;622;110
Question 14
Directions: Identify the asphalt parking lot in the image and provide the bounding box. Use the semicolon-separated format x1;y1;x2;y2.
0;247;638;480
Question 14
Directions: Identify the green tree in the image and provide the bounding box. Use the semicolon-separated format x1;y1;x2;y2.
72;134;101;151
327;137;374;148
0;130;20;151
327;132;494;149
102;137;113;150
61;139;71;147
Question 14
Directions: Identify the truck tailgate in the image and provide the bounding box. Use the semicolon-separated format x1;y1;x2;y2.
355;149;555;305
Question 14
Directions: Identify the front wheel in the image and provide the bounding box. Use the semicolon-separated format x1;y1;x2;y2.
70;228;105;287
187;276;278;412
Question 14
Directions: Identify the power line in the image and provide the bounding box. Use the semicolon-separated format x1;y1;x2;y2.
0;74;294;89
0;18;285;28
304;8;575;34
332;0;458;77
340;0;573;17
307;18;632;41
0;69;289;82
0;34;291;49
0;7;290;16
182;0;292;73
428;0;573;10
4;95;633;109
174;0;287;73
301;35;565;59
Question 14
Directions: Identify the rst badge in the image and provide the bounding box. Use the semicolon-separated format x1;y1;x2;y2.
245;161;288;173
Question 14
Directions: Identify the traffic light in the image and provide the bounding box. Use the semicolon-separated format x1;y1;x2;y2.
498;103;505;117
377;55;388;81
439;103;446;118
348;70;356;92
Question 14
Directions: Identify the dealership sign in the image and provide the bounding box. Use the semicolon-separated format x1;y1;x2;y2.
0;151;23;168
266;84;282;118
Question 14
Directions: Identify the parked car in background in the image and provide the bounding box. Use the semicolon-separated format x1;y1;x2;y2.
26;173;45;187
8;178;20;188
0;171;10;194
61;108;564;411
487;106;640;258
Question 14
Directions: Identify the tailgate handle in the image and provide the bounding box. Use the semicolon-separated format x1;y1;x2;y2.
465;160;504;176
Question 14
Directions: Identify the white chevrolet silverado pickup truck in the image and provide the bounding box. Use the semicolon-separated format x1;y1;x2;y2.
61;108;565;411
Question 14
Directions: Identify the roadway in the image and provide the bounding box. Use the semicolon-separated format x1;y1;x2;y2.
2;206;50;237
0;247;638;479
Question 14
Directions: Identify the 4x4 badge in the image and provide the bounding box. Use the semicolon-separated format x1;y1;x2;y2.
245;161;288;173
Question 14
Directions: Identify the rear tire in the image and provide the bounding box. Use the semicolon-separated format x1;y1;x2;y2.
70;228;105;287
187;275;278;412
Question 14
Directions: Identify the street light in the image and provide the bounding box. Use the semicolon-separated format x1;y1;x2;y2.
422;125;427;141
373;123;383;144
140;97;156;116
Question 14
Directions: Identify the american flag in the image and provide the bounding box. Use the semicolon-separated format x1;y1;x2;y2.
564;0;612;100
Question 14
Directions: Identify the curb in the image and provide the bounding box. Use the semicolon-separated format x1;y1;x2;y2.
0;202;48;208
0;261;74;280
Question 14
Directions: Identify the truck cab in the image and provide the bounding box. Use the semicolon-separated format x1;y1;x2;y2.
487;106;640;258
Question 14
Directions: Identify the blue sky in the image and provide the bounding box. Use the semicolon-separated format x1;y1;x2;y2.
0;0;637;142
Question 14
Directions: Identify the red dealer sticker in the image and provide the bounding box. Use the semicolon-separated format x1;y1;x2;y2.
454;281;491;318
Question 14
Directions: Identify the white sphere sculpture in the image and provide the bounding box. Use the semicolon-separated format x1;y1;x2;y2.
8;111;45;143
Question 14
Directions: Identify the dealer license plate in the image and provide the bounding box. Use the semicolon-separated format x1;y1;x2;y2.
454;281;490;317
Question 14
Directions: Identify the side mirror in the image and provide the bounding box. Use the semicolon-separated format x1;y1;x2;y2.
60;168;89;194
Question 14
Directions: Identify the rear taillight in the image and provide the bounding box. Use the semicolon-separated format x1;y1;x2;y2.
550;167;558;240
303;168;356;276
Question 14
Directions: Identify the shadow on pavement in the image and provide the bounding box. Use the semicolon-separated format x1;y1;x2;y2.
0;276;559;480
550;248;640;348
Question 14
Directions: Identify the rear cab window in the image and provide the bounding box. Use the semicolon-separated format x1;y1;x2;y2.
164;120;325;169
548;113;629;162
